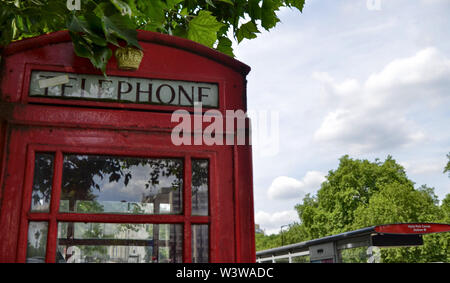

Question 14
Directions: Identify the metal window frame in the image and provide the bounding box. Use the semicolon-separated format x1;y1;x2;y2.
17;143;216;263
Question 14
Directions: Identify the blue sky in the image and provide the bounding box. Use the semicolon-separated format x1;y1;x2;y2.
233;0;450;234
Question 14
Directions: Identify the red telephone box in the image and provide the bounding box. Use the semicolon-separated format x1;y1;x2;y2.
0;31;255;263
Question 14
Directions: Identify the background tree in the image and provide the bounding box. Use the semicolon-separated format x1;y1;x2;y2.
256;155;450;263
1;0;305;73
255;232;280;251
444;152;450;178
296;155;414;238
353;183;447;262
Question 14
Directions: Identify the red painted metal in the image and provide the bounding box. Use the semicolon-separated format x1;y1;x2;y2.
45;151;63;263
375;223;450;235
183;156;193;263
0;31;254;263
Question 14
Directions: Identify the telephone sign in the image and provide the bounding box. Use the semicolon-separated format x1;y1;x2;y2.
29;71;219;107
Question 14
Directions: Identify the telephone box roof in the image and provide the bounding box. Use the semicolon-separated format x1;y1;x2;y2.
1;30;251;76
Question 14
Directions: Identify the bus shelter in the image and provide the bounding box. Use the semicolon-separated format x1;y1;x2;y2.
256;223;450;263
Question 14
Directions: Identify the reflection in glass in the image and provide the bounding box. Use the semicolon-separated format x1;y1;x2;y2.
26;222;48;263
292;255;310;263
30;153;54;212
192;159;209;216
57;222;183;263
192;225;209;263
60;155;183;214
340;247;369;263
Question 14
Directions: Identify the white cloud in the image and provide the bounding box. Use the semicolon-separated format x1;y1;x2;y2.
314;108;426;153
312;72;360;97
401;159;447;175
267;176;302;200
267;171;326;200
255;210;299;235
336;20;397;38
365;47;450;92
313;47;450;154
421;0;450;4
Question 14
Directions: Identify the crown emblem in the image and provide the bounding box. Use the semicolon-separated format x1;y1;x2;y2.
115;46;144;71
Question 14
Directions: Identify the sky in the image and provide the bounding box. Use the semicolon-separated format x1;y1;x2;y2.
232;0;450;235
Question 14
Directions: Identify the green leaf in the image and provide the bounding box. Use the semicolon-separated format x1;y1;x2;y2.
70;31;112;75
84;13;109;45
187;11;224;47
141;0;166;31
215;36;234;57
248;0;262;20
166;0;184;8
68;14;107;47
286;0;305;12
70;32;93;58
14;15;27;32
93;2;108;18
90;46;113;74
172;25;187;38
179;7;189;17
217;0;234;5
109;0;132;16
205;0;216;8
261;0;280;30
101;14;141;49
236;21;260;43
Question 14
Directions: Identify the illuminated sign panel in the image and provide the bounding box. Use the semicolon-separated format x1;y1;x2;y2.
29;71;219;108
375;223;450;234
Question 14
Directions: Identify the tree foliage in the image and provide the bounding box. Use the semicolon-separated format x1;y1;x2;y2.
255;232;279;251
1;0;305;73
444;152;450;178
296;155;415;239
256;155;450;262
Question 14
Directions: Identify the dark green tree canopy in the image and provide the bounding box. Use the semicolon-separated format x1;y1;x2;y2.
1;0;305;72
296;155;416;238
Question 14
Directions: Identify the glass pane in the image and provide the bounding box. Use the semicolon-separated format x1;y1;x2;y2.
60;155;183;214
192;224;209;263
292;255;310;263
26;222;48;263
57;222;183;263
340;247;369;263
192;159;209;216
30;153;54;212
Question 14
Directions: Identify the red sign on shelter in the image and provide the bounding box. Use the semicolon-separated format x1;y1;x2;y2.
375;223;450;234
